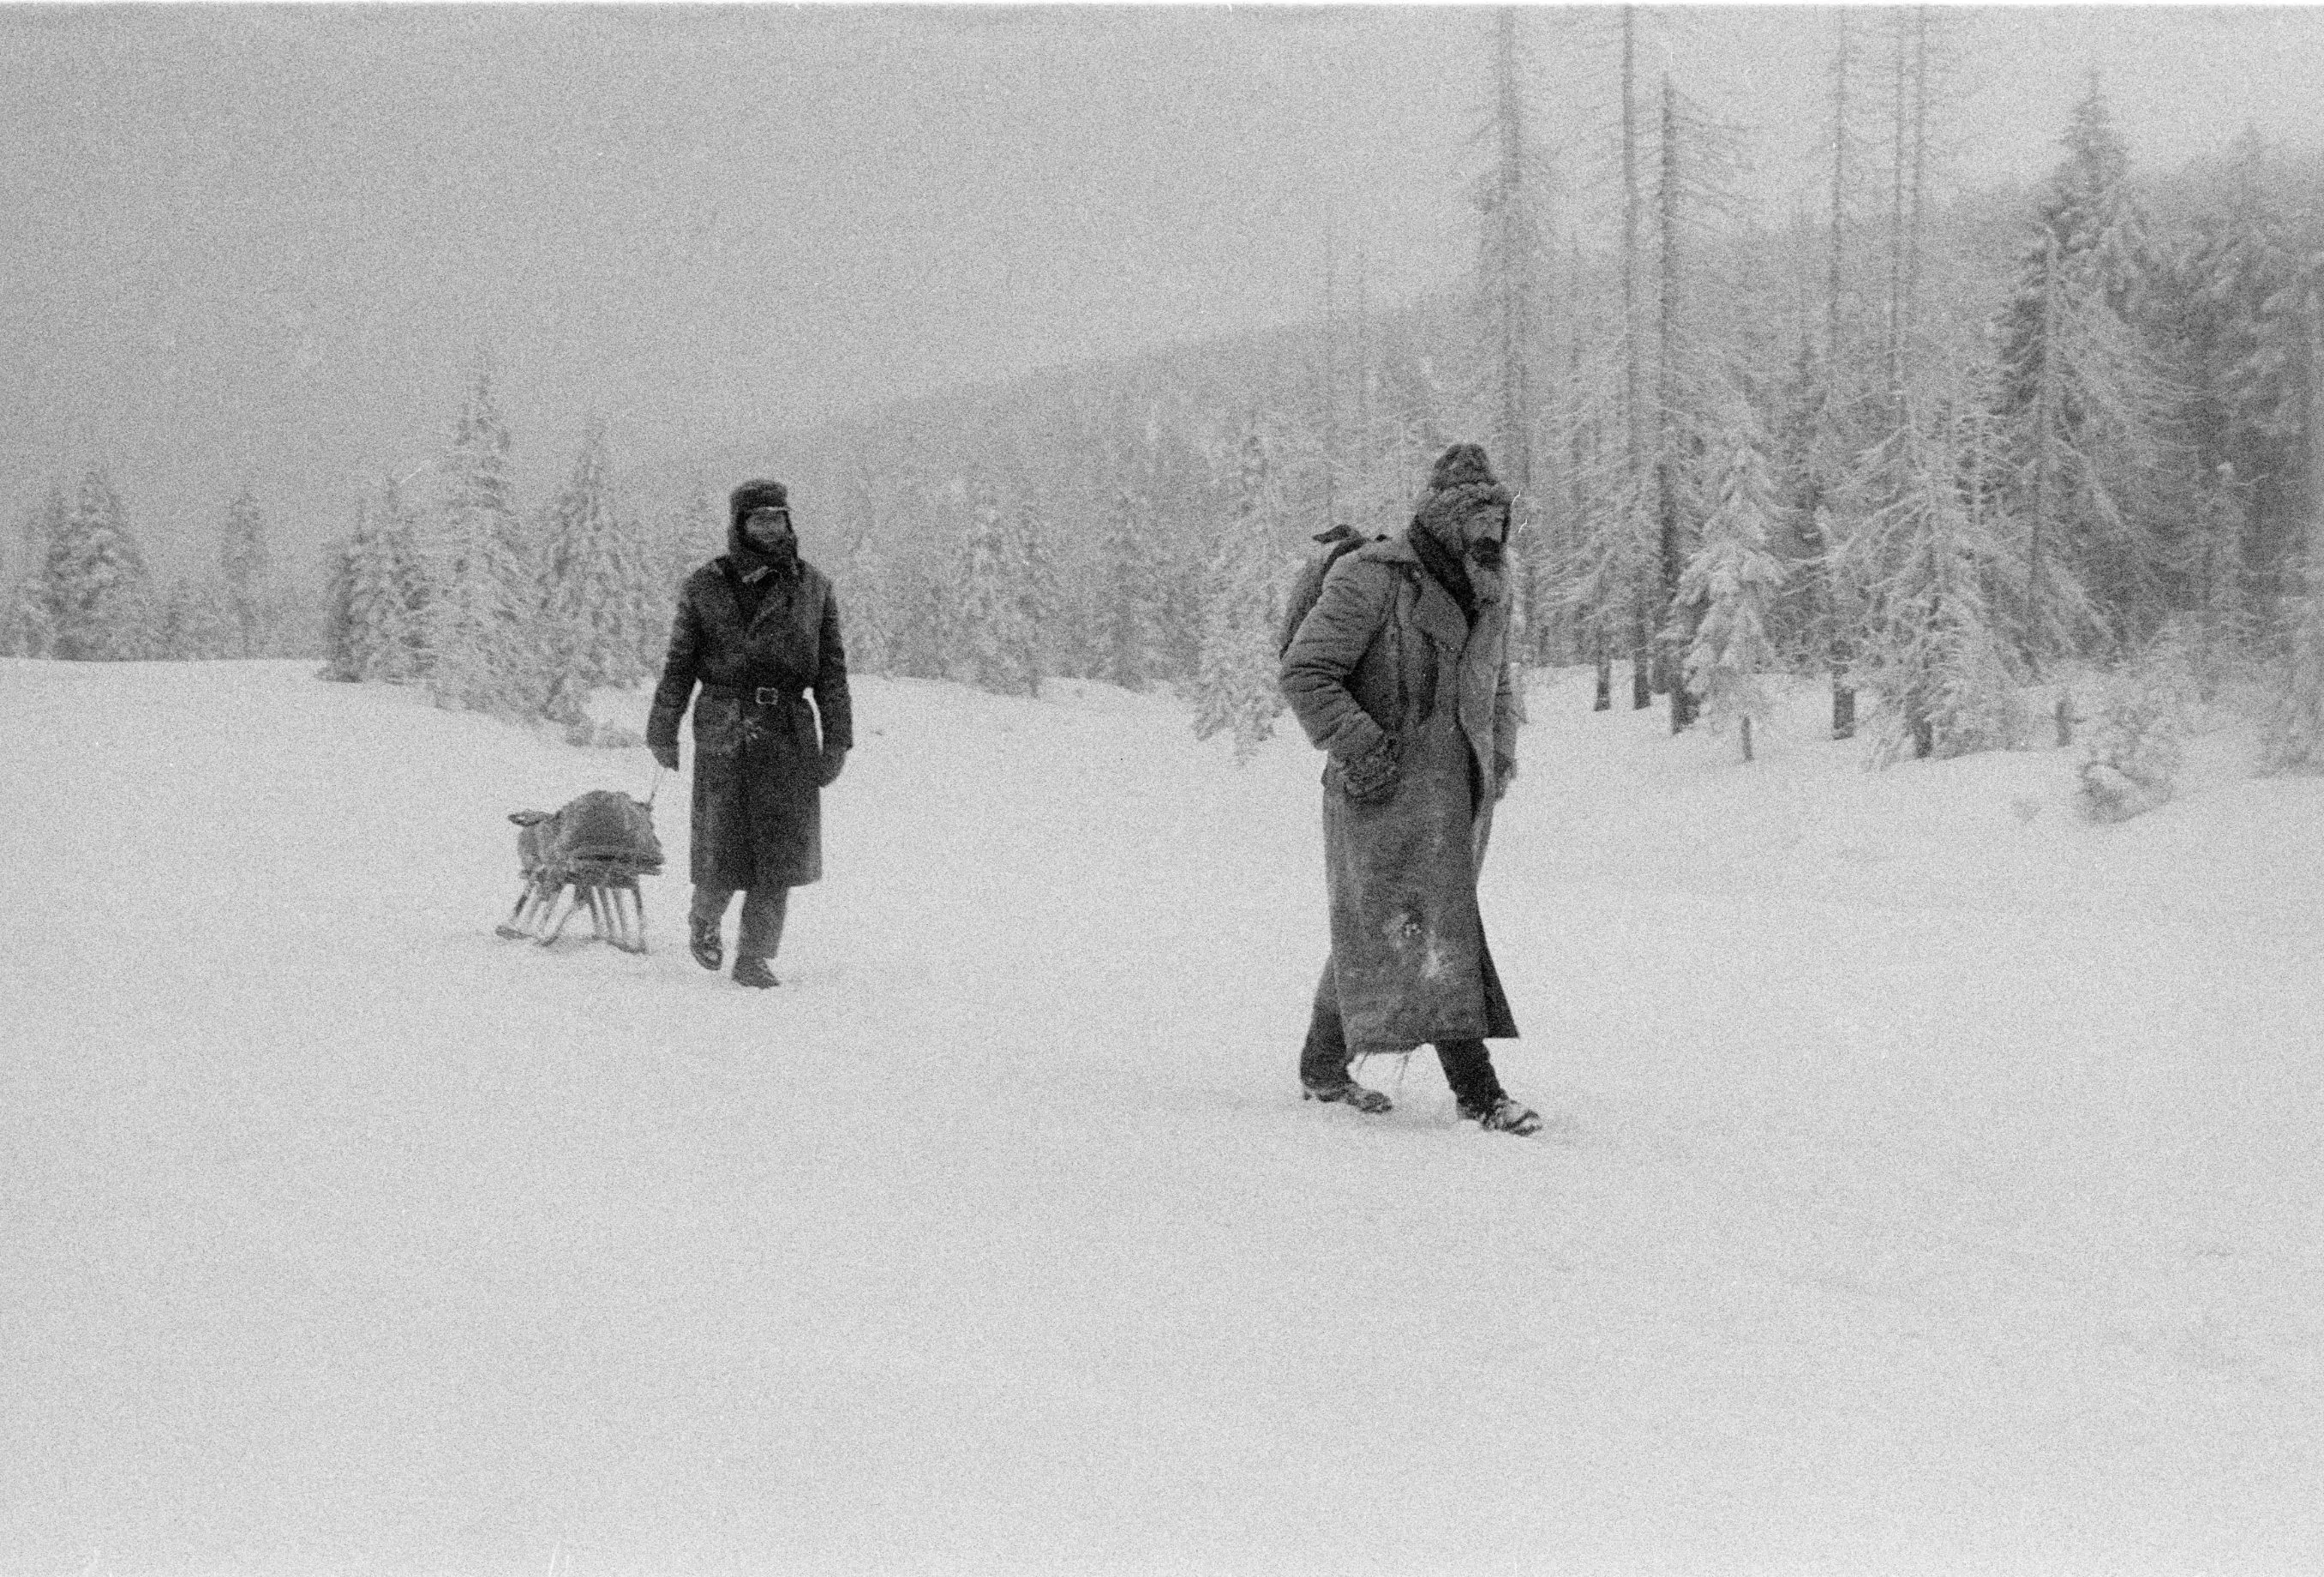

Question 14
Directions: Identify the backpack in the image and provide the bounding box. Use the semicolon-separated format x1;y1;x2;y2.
1277;525;1378;658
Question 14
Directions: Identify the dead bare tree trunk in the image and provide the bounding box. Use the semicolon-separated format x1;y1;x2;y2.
1885;17;1909;412
1904;7;1931;366
1481;6;1544;663
1825;9;1859;740
1623;7;1654;711
1354;236;1372;501
1488;9;1535;509
2029;231;2063;678
1657;74;1697;732
1321;211;1339;530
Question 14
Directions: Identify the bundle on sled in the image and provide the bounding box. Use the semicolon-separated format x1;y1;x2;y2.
495;789;664;953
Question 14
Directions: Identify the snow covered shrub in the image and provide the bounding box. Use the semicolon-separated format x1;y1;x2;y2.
1864;624;2029;770
2077;639;2195;822
562;717;643;750
2261;585;2324;774
3;577;57;658
1932;624;2029;759
2144;613;2264;735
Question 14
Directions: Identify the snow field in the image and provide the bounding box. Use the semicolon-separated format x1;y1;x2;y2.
3;658;2320;1576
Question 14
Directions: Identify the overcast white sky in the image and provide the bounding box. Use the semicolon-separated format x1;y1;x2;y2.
6;3;2321;579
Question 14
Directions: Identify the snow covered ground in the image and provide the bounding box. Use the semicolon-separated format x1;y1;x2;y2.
4;657;2320;1576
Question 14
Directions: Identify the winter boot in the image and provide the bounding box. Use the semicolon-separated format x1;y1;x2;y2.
689;915;722;972
732;956;779;990
1458;1094;1543;1136
1303;1075;1393;1115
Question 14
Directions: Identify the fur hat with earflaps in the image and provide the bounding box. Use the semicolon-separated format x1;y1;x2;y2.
728;479;792;556
1413;443;1511;545
729;479;789;531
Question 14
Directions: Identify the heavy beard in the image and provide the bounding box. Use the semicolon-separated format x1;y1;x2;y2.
741;530;799;569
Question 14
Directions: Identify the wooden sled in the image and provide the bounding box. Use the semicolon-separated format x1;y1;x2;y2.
495;793;662;955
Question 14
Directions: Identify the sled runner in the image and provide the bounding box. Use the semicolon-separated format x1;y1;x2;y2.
495;789;665;954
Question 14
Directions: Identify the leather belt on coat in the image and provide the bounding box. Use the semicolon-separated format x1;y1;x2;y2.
701;681;805;708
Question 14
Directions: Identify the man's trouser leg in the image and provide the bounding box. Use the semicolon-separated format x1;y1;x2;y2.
1435;1039;1506;1111
1299;960;1351;1088
689;886;734;938
734;886;789;961
692;887;788;955
1309;956;1506;1106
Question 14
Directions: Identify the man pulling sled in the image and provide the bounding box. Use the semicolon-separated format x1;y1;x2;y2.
646;479;853;989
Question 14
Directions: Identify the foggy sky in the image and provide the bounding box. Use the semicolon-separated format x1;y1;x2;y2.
6;3;2322;582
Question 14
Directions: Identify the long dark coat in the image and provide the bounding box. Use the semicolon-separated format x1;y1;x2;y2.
1279;532;1522;1055
645;548;852;891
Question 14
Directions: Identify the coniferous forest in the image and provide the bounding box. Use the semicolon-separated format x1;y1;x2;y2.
10;10;2324;788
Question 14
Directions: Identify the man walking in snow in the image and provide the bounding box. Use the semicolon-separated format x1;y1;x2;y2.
1279;443;1541;1134
646;480;852;988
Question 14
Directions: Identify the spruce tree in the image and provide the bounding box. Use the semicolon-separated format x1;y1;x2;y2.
424;368;538;716
340;497;386;676
1995;80;2173;659
1100;486;1161;690
888;540;955;681
157;576;238;660
2158;129;2308;605
833;530;894;678
656;477;722;600
1770;333;1830;665
2263;294;2324;772
319;535;361;682
219;487;273;657
1192;420;1290;762
952;476;1039;696
539;417;651;723
2178;465;2254;687
640;478;719;675
46;469;152;662
3;487;66;658
2268;562;2324;772
1852;373;2026;762
344;478;426;682
1561;415;1656;710
1680;399;1789;760
1016;494;1062;681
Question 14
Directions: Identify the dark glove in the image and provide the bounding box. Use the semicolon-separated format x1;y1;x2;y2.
650;742;680;772
1340;740;1400;805
816;745;848;788
1493;753;1517;802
